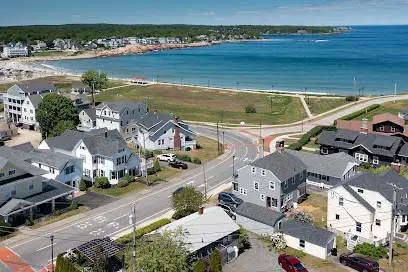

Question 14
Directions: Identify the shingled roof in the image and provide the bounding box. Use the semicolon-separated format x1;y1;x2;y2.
96;100;148;112
236;202;285;227
15;81;57;95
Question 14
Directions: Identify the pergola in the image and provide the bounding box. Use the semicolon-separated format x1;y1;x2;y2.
74;238;124;266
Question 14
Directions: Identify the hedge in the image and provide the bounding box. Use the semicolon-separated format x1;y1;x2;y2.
55;254;77;272
287;125;336;151
115;218;171;244
335;104;380;124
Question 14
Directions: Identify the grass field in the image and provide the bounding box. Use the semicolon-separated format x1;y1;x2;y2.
96;84;307;125
173;136;219;163
89;181;148;197
353;100;408;120
307;97;351;115
32;51;72;57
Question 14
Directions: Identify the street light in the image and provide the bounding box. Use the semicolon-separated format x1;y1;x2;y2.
232;155;236;178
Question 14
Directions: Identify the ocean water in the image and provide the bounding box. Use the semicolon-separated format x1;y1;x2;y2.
45;25;408;95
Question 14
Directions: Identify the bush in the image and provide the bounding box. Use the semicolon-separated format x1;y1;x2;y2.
171;209;194;220
353;242;387;260
55;254;76;272
0;221;12;236
210;250;222;272
117;179;129;188
69;200;78;210
238;225;251;251
192;260;206;272
346;95;359;101
177;154;192;162
245;104;257;113
147;168;156;175
25;217;34;226
372;165;390;173
153;159;161;172
290;210;314;224
79;179;87;191
115;218;171;244
287;125;336;151
269;232;287;251
361;162;370;169
94;177;110;188
337;104;380;123
123;174;134;183
192;157;202;164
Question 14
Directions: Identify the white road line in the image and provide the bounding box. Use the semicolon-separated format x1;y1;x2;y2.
167;195;172;198
229;164;233;168
47;257;57;263
37;243;56;252
207;176;214;180
186;180;195;185
113;213;129;221
197;184;205;188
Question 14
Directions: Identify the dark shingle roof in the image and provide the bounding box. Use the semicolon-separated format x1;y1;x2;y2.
281;219;336;247
236;202;285;227
82;108;96;120
16;81;57;95
0;146;47;176
96;100;148;112
45;130;86;151
30;150;77;169
317;129;403;157
138;112;172;131
250;151;307;181
11;142;34;152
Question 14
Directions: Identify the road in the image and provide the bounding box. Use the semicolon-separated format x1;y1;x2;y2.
5;126;258;271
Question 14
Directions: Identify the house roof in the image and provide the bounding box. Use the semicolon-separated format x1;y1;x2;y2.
236;202;285;227
281;219;336;247
15;81;57;95
29;149;77;169
250;151;307;181
317;129;403;158
24;178;75;204
285;150;360;179
0;198;32;216
337;119;374;133
0;146;47;176
138;112;172;131
373;113;405;126
336;114;408;135
11;142;34;152
27;93;53;109
72;83;91;91
95;100;148;112
158;206;239;253
81;108;96;121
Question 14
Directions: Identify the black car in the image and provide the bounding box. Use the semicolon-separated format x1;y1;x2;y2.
218;192;243;207
173;186;185;196
15;122;23;127
217;203;237;220
169;161;188;169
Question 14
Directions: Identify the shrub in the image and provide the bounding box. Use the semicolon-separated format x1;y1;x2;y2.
192;260;206;272
372;165;390;173
115;218;171;244
79;179;87;191
153;159;161;172
172;209;193;220
361;162;370;169
0;221;12;236
123;174;134;183
94;177;110;188
290;210;314;224
210;250;222;272
269;232;287;251
25;217;34;226
117;179;129;188
353;242;387;260
147;168;156;175
192;157;202;164
337;104;380;122
69;200;78;210
245;104;257;113
238;225;251;251
177;154;192;162
55;254;76;272
345;95;359;101
287;125;336;151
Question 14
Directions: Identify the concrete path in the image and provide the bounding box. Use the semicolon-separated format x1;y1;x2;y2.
299;95;314;119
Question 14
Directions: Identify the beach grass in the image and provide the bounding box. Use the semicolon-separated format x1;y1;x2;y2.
352;100;408;120
32;51;72;57
306;97;351;115
96;84;307;125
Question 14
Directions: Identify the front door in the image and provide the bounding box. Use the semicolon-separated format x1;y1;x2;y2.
266;197;271;208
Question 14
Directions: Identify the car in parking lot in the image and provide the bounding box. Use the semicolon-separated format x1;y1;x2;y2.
278;254;308;272
173;186;185;196
157;153;176;162
339;252;380;272
217;202;237;220
169;161;188;169
218;192;243;207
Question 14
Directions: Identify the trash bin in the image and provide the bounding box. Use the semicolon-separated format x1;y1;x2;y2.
331;248;338;256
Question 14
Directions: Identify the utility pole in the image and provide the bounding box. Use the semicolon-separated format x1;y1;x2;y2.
131;202;137;271
394;83;397;103
203;163;207;199
222;131;225;153
386;182;402;267
50;235;54;272
259;123;262;140
216;121;220;155
232;155;235;177
143;133;148;184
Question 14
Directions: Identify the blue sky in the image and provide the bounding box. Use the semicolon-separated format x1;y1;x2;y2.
1;0;408;26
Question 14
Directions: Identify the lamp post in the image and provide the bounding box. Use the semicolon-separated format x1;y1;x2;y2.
236;81;239;90
232;155;236;178
50;235;54;272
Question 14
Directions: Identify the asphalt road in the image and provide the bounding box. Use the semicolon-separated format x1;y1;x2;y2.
7;126;258;271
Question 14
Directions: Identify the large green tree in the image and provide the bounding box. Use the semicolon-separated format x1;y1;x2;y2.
37;94;78;139
126;228;191;272
81;70;108;106
172;186;205;219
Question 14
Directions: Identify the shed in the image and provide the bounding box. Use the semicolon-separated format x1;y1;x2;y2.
281;219;337;259
235;202;285;236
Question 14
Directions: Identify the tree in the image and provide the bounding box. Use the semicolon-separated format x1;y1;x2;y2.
353;243;387;260
269;232;287;251
55;254;77;272
172;186;205;219
153;159;161;172
289;210;314;224
244;104;256;113
193;260;206;272
79;179;87;191
37;94;78;139
45;40;54;49
126;227;190;272
238;225;251;251
210;250;222;272
81;70;108;106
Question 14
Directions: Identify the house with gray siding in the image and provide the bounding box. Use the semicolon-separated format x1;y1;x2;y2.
232;146;307;212
285;149;360;188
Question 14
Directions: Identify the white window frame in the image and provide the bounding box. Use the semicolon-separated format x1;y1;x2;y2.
284;180;288;189
239;188;247;195
254;182;259;191
391;126;396;132
251;167;256;174
285;192;293;202
356;222;362;232
375;219;381;226
80;155;86;163
261;169;266;176
376;201;381;209
373;156;379;165
269;181;275;190
355;153;368;162
321;147;328;155
380;126;384;131
233;182;238;192
339;197;344;206
299;239;305;248
260;194;265;201
335;214;340;220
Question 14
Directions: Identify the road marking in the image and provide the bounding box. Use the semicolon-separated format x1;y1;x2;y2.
106;222;120;229
243;158;248;162
229;164;233;168
207;176;214;180
186;180;195;185
113;214;129;221
90;229;105;236
37;243;56;252
197;184;205;188
167;195;172;198
47;257;57;264
76;222;92;229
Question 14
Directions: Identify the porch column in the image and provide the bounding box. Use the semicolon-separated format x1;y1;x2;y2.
51;199;55;213
29;207;33;218
72;192;75;200
4;216;8;223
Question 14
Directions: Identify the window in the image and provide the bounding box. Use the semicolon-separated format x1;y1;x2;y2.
104;110;106;115
375;219;381;226
28;181;34;190
8;170;15;175
321;147;328;154
300;171;303;180
380;126;384;131
291;177;295;185
98;156;105;165
100;169;105;177
356;222;362;232
260;194;265;201
376;201;381;209
80;155;86;163
285;193;293;202
239;188;247;195
272;198;278;207
391;126;396;132
284;180;288;189
121;156;125;163
10;186;16;196
335;214;340;220
339;197;344;206
30;109;33;113
80;146;86;150
116;158;121;165
30;117;33;121
373;156;379;165
65;165;74;175
233;182;238;192
299;239;305;248
161;139;164;145
355;153;368;162
158;140;161;146
49;168;55;174
111;172;117;180
26;101;29;104
261;169;266;176
24;108;27;112
84;169;90;177
269;181;275;190
358;188;364;193
251;167;256;174
254;182;259;190
126;111;128;115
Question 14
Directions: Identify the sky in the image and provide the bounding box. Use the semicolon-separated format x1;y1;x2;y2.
1;0;408;26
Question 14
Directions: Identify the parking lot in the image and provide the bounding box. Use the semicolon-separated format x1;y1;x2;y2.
5;128;42;147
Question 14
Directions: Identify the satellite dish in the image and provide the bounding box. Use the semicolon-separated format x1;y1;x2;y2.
240;121;245;126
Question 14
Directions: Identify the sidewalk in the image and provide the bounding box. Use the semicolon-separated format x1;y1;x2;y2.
0;247;35;272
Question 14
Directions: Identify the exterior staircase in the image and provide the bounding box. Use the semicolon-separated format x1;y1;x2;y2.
347;234;360;251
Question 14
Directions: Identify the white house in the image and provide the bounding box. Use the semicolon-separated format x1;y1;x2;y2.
21;94;51;130
3;44;28;58
78;108;96;131
137;112;198;151
38;129;141;185
327;169;408;250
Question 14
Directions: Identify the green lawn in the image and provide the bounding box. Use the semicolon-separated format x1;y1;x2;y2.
143;166;182;183
307;97;351;115
96;84;307;125
32;51;71;57
89;181;148;197
172;136;219;163
352;100;408;120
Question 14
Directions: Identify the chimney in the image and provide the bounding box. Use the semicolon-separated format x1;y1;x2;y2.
391;162;401;174
275;139;284;153
104;131;108;138
360;118;368;134
174;116;181;150
198;207;204;215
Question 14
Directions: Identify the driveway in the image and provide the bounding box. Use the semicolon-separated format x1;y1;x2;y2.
5;128;42;147
75;191;118;210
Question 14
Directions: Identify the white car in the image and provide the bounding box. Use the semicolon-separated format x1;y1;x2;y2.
157;154;176;162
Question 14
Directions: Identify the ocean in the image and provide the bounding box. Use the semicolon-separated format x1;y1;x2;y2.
45;25;408;95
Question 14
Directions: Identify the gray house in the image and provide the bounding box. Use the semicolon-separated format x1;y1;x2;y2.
285;150;361;188
232;147;307;212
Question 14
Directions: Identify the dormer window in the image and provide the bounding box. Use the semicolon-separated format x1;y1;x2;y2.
380;126;384;131
391;126;396;132
251;167;256;174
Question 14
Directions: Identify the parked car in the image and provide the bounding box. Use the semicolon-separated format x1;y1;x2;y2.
173;186;185;196
339;253;380;272
15;122;23;127
218;192;243;207
217;202;237;220
169;161;188;169
157;153;176;162
278;254;308;272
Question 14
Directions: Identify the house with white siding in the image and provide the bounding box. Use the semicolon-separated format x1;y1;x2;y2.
78;108;96;131
21;93;51;130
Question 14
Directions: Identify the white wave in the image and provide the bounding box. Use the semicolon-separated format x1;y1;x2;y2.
314;39;329;43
